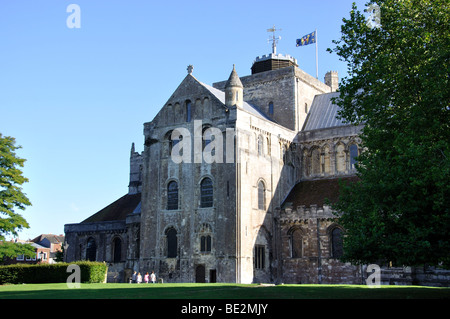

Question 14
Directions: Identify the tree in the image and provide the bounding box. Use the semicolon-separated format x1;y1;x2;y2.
0;133;34;260
328;0;450;267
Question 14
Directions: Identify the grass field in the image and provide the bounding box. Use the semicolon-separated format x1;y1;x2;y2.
0;283;449;299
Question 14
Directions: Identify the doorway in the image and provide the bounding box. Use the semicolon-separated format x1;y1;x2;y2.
195;265;205;283
209;269;217;283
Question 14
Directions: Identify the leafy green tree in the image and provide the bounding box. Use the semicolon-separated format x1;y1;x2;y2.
0;133;34;260
328;0;450;267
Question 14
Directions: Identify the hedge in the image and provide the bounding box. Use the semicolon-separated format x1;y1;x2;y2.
0;261;108;285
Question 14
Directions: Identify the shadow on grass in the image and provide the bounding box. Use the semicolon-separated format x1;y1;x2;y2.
0;283;449;299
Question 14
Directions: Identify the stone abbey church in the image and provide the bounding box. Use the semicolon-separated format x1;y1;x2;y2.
64;50;365;284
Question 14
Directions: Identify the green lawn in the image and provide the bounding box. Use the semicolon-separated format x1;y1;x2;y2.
0;283;449;299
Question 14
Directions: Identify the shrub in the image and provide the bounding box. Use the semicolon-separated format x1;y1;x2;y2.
0;261;107;284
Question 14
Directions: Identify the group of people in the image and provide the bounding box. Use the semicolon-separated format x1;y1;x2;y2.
131;271;157;284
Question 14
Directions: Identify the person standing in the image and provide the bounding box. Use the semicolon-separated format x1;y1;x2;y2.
150;271;156;283
144;272;149;284
137;272;142;284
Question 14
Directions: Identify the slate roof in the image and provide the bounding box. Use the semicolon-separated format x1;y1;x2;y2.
281;176;359;209
302;92;348;131
30;234;64;245
81;193;141;223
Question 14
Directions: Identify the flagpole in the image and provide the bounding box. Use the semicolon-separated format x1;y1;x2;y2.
315;28;318;79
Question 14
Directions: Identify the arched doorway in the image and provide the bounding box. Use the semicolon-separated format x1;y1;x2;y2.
195;265;205;283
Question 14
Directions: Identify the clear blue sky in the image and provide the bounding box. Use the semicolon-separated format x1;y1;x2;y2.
0;0;369;240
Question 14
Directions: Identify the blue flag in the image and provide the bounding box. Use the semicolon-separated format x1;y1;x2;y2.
296;31;316;47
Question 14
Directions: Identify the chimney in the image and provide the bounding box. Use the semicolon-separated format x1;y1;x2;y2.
325;71;339;92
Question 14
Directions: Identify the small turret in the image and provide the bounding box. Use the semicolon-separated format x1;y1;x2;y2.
325;71;339;92
225;65;243;108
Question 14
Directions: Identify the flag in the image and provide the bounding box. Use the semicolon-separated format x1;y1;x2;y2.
296;31;316;47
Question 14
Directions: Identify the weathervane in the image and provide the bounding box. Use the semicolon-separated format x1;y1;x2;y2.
267;25;281;54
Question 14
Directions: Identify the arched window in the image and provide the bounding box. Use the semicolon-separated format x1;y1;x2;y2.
331;228;344;258
290;228;302;258
200;235;212;253
336;144;346;172
200;177;213;208
269;102;274;116
311;148;321;175
322;145;331;173
86;237;96;261
166;227;177;258
257;135;263;156
167;181;179;210
112;237;122;263
350;144;358;169
258;181;265;210
168;130;182;155
186;100;192;122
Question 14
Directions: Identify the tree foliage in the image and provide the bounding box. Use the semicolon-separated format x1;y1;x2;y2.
329;0;450;267
0;133;33;259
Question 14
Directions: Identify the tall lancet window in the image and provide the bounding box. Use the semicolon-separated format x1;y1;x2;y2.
166;227;178;258
186;100;192;122
167;181;179;210
200;177;213;208
258;180;266;210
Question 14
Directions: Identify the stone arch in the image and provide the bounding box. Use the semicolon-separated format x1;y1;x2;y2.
310;146;321;175
335;142;347;172
174;102;181;123
302;148;309;176
322;144;331;174
164;226;178;258
253;225;272;283
256;178;267;210
327;224;344;259
195;264;206;283
287;226;304;258
166;179;179;210
111;235;123;263
257;134;264;156
199;176;214;208
86;237;97;261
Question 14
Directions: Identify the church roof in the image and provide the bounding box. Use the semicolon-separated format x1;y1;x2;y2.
198;80;272;121
81;193;141;223
302;92;348;131
281;176;359;209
